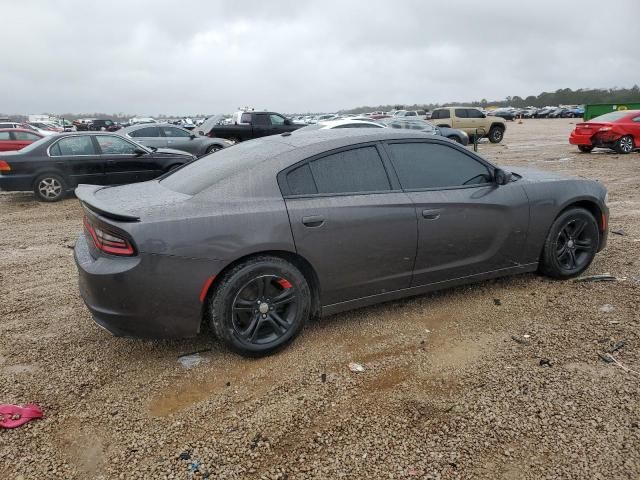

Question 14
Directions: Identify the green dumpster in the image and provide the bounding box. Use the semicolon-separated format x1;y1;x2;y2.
584;102;640;121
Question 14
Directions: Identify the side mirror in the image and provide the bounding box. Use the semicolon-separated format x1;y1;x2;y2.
134;147;147;156
494;168;512;185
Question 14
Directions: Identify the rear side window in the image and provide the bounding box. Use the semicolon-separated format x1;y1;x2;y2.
308;146;390;194
51;136;96;156
130;126;160;137
454;109;468;118
14;131;40;140
0;132;10;140
287;164;317;195
388;142;491;190
432;109;449;119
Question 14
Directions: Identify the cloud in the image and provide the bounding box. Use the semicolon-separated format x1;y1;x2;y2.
2;0;639;115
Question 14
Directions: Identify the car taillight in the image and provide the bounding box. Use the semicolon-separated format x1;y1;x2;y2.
0;161;11;172
83;216;135;256
598;127;612;132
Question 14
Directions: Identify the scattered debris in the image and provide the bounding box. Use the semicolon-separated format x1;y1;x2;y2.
178;451;191;461
178;353;205;369
599;304;615;313
0;404;44;429
188;460;201;473
511;335;530;346
321;373;327;383
574;274;619;283
493;298;502;306
348;362;365;373
225;381;231;387
611;229;626;236
539;358;552;368
607;340;626;354
598;353;615;364
177;348;211;358
602;353;640;376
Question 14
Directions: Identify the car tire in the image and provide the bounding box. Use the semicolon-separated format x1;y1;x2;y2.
209;256;311;357
33;173;66;202
488;126;504;143
447;135;462;144
540;207;599;279
205;144;223;155
615;135;634;154
578;145;594;153
228;137;241;144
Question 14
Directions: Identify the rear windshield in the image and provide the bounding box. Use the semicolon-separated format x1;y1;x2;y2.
160;139;292;195
590;111;632;122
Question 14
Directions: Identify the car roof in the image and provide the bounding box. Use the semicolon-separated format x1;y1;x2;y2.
0;128;42;134
317;119;383;128
436;106;480;110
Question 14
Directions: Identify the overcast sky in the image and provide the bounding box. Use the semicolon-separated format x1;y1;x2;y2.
3;0;639;115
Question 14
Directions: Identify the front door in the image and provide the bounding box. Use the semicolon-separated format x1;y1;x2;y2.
282;144;417;306
159;125;196;154
96;135;161;184
128;125;167;150
384;140;529;286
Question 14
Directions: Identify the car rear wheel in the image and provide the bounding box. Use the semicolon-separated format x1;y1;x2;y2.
578;145;594;153
615;135;634;154
447;135;462;144
488;126;504;143
540;208;599;279
34;173;66;202
209;256;311;356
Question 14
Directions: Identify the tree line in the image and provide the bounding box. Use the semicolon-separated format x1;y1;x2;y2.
342;86;640;113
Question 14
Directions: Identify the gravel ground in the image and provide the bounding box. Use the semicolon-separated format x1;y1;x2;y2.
1;118;639;479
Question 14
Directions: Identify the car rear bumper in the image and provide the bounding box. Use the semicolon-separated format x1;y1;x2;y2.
74;233;225;339
0;174;34;192
570;131;620;148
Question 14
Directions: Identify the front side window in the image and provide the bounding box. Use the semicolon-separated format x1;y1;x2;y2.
467;109;484;118
51;136;96;156
161;126;191;138
240;113;252;124
130;126;160;137
96;136;138;155
454;109;468;118
388;142;491;190
270;114;286;126
254;114;270;126
309;146;390;194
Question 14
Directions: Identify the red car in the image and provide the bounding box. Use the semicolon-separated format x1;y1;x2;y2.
0;129;44;152
569;110;640;154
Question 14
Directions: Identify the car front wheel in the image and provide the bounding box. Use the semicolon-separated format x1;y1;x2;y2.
34;173;66;202
540;208;599;279
205;144;223;155
488;126;504;143
209;256;311;356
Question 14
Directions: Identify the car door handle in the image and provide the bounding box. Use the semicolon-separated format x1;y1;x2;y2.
302;215;325;227
422;209;441;220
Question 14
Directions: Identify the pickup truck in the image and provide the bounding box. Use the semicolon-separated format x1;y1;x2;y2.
430;107;506;143
197;111;302;142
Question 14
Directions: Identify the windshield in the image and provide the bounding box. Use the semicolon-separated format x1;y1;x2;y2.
160;139;292;195
589;111;633;122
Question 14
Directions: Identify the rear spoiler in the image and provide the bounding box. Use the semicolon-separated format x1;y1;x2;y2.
75;184;140;222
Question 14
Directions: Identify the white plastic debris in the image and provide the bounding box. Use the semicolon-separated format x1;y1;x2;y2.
600;304;615;313
348;362;365;373
178;353;205;369
523;334;531;339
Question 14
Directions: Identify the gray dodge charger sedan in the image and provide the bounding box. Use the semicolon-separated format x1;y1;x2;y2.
74;129;608;356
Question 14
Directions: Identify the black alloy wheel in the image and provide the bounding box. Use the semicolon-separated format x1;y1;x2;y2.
540;208;599;279
231;275;297;345
209;256;311;356
488;126;504;143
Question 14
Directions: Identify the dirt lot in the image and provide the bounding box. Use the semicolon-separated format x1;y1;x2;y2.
1;118;639;479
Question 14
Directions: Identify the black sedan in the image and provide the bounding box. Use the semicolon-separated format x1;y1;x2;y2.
74;129;608;357
0;132;195;201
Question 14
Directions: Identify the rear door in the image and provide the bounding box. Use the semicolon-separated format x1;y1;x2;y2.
384;140;529;286
281;143;417;306
128;125;167;150
159;125;196;154
96;135;161;184
48;135;105;186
